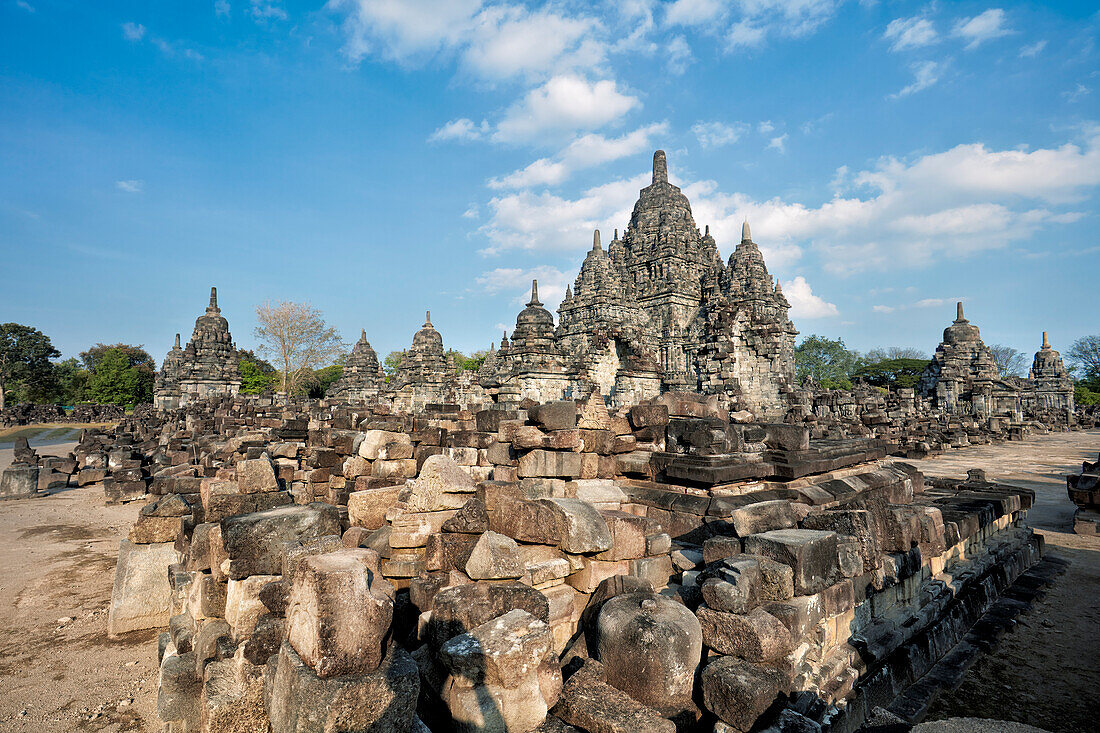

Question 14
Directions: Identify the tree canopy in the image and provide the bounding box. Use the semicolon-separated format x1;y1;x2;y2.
254;301;345;396
0;323;61;409
84;347;154;406
794;335;860;390
1068;335;1100;391
988;344;1026;377
851;358;928;389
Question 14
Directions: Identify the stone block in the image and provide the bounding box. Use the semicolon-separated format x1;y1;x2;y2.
518;450;583;479
533;401;578;431
372;458;417;479
347;486;403;530
440;609;561;733
725;500;799;536
1;466;38;498
130;514;182;544
426;582;549;650
552;659;675;733
108;540;178;637
742;529;843;595
267;641;420;733
221;503;341;580
696;606;792;661
286;548;394;677
358;430;411;460
700;656;782;732
596;510;649;561
237;456;279;493
465;531;525;580
629;404;670;428
540;498;612;553
226;575;280;641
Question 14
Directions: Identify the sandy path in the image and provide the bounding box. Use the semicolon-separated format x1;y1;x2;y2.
0;485;159;732
908;429;1100;733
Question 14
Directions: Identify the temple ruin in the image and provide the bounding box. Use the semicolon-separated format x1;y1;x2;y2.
479;151;796;417
154;287;241;409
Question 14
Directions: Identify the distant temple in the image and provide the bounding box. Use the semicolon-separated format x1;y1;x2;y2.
326;329;383;402
154;287;241;409
478;150;798;417
918;304;1074;425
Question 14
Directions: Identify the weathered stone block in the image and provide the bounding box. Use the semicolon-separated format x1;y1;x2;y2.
742;529;843;595
108;540;178;637
700;656;782;731
221;503;341;579
518;450;582;479
286;548;394;677
696;606;792;661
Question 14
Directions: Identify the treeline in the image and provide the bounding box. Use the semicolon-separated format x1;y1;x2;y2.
796;333;1100;405
0;323;155;408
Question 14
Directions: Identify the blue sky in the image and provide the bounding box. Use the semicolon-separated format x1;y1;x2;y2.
2;1;1098;371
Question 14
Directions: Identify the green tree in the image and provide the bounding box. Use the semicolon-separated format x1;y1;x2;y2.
306;365;344;398
795;335;860;390
1074;384;1100;407
85;348;154;406
1068;335;1100;391
852;358;929;390
383;351;405;383
54;358;90;405
239;359;277;395
0;323;61;409
446;349;490;372
79;343;155;373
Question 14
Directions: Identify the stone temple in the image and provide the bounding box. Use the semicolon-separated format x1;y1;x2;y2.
919;303;1074;424
153;287;241;409
479;150;797;418
326;329;383;402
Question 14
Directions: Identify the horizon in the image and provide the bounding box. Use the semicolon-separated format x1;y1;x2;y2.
2;1;1098;367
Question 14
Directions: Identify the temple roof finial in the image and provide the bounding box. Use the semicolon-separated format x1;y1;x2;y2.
956;302;965;322
614;228;618;240
652;150;667;184
1042;331;1050;349
593;229;601;250
209;286;218;310
174;333;180;348
528;279;542;306
425;310;432;327
742;221;751;243
361;328;366;339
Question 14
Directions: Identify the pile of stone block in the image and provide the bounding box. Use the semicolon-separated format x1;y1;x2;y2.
1067;452;1100;535
0;435;77;499
73;389;1050;732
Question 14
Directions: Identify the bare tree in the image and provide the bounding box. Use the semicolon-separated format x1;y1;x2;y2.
988;344;1026;377
863;346;927;363
254;301;346;396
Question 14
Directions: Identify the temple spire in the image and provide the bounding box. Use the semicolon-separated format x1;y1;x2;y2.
208;286;219;311
742;221;751;243
652;150;667;184
425;310;432;327
361;328;367;339
528;279;542;306
1042;331;1050;349
174;333;180;349
956;302;965;322
593;229;601;250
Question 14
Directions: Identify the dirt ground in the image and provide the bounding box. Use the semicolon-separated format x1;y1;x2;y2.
0;430;1095;732
0;441;160;732
909;429;1100;733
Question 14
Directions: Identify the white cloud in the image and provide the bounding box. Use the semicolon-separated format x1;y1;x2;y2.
952;8;1011;50
782;276;839;318
1064;83;1090;103
122;22;146;41
462;205;480;220
767;133;788;152
758;120;775;134
461;5;600;81
16;1;34;12
428;118;488;142
481;127;1100;275
328;0;602;82
727;20;766;49
493;75;639;143
480;172;650;255
250;1;286;20
884;16;938;52
889;60;942;99
1019;39;1046;58
872;305;895;313
667;35;693;75
489;123;668;189
666;0;726;27
116;180;144;193
215;1;231;17
476;265;573;310
692;121;749;148
874;297;964;314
